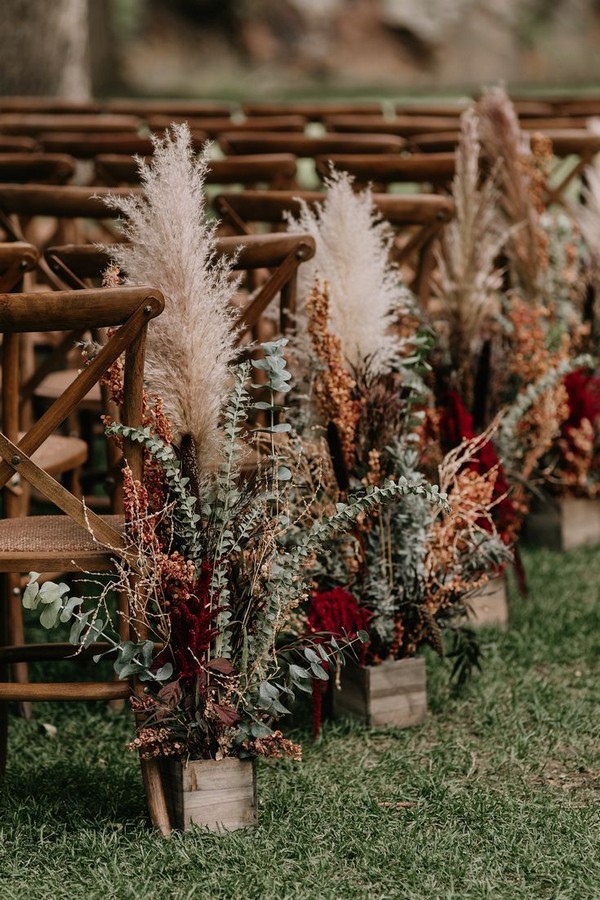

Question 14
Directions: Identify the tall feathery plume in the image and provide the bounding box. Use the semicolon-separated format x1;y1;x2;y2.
103;125;240;481
432;106;509;409
286;169;409;373
477;85;542;300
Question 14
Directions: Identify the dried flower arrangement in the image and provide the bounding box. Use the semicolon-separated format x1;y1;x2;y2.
23;128;448;766
433;93;597;536
285;173;510;692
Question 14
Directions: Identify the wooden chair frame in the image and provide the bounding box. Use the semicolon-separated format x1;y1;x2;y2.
94;153;298;190
213;189;454;302
45;231;316;337
0;153;76;185
0;285;171;834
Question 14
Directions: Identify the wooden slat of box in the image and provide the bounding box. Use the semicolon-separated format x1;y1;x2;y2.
525;494;600;551
161;757;257;832
333;657;426;728
466;575;509;629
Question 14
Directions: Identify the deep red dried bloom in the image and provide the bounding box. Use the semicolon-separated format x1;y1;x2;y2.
563;369;600;429
308;586;372;643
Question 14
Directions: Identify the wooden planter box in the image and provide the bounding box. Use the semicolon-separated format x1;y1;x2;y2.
525;494;600;551
161;757;257;833
465;574;509;629
332;656;426;728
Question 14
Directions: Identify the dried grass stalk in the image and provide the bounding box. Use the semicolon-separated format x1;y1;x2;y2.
477;85;541;299
433;107;509;407
287;169;409;373
103;124;240;471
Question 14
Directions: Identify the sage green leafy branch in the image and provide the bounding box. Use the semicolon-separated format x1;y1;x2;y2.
22;573;172;684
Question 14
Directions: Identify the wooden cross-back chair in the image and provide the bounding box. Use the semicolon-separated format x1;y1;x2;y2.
0;242;88;500
314;152;456;192
218;132;406;158
39;131;209;160
45;231;316;339
0;242;88;707
0;154;76;185
411;128;600;207
0;284;171;834
0;184;140;273
93;153;298;190
212;189;454;302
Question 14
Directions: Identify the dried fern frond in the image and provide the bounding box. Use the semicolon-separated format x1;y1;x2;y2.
286;168;409;373
103;124;240;471
477;85;541;299
433;107;509;407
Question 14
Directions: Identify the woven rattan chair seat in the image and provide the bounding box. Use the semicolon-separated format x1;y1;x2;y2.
25;431;88;474
0;514;123;571
35;369;101;408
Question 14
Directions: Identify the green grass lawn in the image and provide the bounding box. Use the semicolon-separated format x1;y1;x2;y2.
1;546;599;900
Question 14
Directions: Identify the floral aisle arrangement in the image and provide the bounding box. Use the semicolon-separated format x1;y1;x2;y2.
430;92;596;554
286;172;510;727
22;127;448;831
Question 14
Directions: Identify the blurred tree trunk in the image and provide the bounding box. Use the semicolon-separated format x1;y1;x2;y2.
0;0;91;99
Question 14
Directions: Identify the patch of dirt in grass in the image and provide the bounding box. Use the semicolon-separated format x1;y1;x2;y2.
531;757;600;803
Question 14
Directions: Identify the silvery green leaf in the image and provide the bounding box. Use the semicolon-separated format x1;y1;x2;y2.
39;598;63;629
59;596;83;623
38;581;69;604
22;581;40;610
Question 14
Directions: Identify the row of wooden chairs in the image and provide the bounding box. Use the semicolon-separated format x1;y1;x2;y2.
4;93;600;119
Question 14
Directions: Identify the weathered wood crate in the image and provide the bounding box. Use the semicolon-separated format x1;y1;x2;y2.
525;494;600;551
161;757;257;832
332;656;426;728
466;574;509;629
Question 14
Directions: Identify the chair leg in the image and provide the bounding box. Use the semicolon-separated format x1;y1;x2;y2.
139;757;171;837
109;589;130;713
7;573;32;720
0;576;10;774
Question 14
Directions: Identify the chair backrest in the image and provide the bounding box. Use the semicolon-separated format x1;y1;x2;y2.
147;115;307;137
45;231;316;336
0;114;142;137
0;185;141;286
94;153;297;189
314;153;456;190
0;97;101;114
394;101;469;117
105;98;233;117
324;115;463;137
212;189;453;302
0;153;76;185
39;131;208;159
218;132;405;157
0;136;38;152
0;286;163;559
241;101;383;121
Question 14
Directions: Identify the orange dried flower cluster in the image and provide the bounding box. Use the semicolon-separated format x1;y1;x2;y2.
417;466;499;627
246;730;302;761
306;281;360;471
506;295;571;511
127;725;186;760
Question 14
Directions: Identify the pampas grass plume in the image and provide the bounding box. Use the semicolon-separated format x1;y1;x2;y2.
103;124;239;470
287;169;408;372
